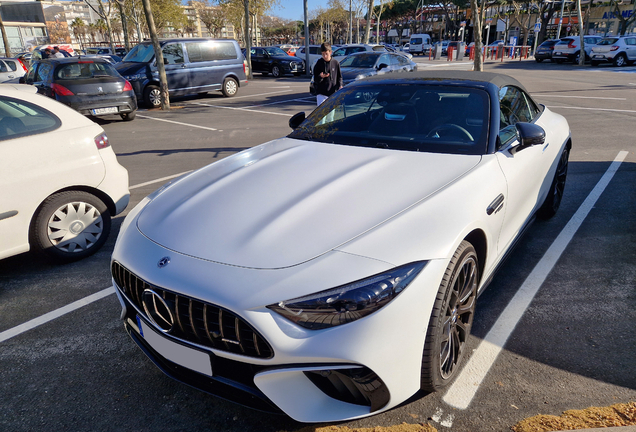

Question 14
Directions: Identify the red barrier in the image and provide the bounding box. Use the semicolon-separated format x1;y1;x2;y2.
447;47;454;61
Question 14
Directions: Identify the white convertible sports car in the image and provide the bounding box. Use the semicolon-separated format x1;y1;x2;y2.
111;71;571;422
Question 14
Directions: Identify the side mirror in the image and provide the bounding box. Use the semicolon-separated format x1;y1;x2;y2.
377;63;388;70
511;122;545;153
289;112;306;129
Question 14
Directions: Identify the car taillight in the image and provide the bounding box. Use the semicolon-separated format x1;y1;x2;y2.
51;83;74;96
243;59;247;75
123;80;133;91
17;58;27;72
568;41;575;48
611;46;619;51
94;133;110;149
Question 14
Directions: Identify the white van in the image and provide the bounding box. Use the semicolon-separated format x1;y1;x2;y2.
409;34;432;55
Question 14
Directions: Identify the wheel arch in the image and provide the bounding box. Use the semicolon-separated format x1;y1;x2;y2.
463;228;487;285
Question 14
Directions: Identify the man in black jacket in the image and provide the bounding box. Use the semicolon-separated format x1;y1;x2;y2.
313;43;343;106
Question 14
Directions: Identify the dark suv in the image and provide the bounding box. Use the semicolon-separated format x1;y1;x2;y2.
247;46;305;77
116;38;248;107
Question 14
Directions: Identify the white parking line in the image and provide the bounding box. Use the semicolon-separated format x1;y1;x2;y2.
443;150;628;410
0;287;115;343
129;171;192;190
533;94;626;100
137;114;218;131
546;106;636;114
192;102;293;117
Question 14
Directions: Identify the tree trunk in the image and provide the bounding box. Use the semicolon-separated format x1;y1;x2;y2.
141;0;169;109
577;0;584;65
0;13;12;57
364;0;373;43
117;0;130;52
244;0;252;79
471;0;484;71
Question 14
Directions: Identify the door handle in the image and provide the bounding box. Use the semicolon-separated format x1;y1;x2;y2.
487;194;505;215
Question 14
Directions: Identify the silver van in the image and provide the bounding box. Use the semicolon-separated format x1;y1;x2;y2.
116;38;248;107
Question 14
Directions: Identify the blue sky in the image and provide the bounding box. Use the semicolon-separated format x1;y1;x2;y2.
271;0;331;21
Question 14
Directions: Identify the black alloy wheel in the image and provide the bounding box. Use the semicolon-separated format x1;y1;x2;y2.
421;240;479;391
537;145;570;219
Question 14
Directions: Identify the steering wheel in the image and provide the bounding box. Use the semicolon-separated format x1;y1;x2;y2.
426;124;474;141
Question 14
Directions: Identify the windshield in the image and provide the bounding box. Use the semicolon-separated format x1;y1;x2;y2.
288;84;490;155
411;38;422;44
598;38;619;45
340;53;380;68
264;47;287;56
123;44;155;62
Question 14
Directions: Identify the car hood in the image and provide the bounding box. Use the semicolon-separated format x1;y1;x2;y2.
115;61;147;75
137;138;481;269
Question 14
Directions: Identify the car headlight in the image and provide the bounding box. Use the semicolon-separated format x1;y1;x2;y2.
267;261;427;330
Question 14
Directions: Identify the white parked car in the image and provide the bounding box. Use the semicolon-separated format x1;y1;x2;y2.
590;35;636;67
111;71;571;422
552;35;603;63
0;84;129;262
0;58;28;83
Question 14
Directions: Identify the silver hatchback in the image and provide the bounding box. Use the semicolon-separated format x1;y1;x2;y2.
590;36;636;67
552;36;603;63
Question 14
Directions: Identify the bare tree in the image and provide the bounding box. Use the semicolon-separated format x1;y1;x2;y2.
192;0;226;37
83;0;117;54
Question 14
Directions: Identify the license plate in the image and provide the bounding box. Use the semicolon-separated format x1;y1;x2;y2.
136;316;213;376
554;52;561;55
594;55;603;59
92;107;118;115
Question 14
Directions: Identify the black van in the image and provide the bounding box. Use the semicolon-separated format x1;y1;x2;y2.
116;38;248;107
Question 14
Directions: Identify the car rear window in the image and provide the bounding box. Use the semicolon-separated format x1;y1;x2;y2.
0;96;60;141
55;61;119;80
598;38;619;45
556;39;573;45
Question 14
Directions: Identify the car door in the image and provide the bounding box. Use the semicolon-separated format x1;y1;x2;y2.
250;48;266;73
494;86;559;253
158;42;188;93
626;37;636;60
26;62;54;97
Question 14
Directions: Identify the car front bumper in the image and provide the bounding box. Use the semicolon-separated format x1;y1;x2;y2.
111;202;448;422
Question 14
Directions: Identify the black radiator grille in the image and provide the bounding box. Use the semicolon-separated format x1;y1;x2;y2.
112;261;273;359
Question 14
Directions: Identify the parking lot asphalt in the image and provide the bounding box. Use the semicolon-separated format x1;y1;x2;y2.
1;58;634;432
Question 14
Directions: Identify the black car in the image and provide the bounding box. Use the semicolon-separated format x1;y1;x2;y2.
534;39;560;62
310;52;417;95
21;57;137;121
247;46;305;77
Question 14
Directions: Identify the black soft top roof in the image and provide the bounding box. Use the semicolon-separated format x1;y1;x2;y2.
354;70;527;92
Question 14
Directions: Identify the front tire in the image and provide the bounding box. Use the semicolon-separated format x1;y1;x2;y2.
271;64;282;78
537;145;570;220
222;77;238;97
143;84;161;108
31;191;111;262
421;240;479;392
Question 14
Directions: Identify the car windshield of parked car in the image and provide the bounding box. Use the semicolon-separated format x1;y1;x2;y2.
55;61;119;79
340;53;380;68
123;44;155;62
597;38;619;45
288;84;489;155
264;47;287;56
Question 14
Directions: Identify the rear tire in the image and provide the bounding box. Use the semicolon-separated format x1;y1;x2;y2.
31;191;111;263
120;110;136;121
613;54;627;67
421;240;479;392
222;77;238;97
537;145;569;220
591;60;600;67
